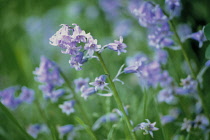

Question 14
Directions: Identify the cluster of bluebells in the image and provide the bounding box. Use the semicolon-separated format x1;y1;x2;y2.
133;119;159;138
33;56;65;102
181;115;209;132
49;24;127;71
74;75;109;100
132;0;206;49
0;86;34;109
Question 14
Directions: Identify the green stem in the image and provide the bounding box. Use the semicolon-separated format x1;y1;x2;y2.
34;99;59;140
0;102;35;140
96;52;137;140
169;20;210;120
59;69;98;140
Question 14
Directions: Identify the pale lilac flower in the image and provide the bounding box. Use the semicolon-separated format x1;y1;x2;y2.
180;75;197;91
133;2;167;27
157;71;173;87
84;38;101;57
161;115;175;125
181;118;193;132
80;86;96;100
107;36;127;55
124;61;142;74
34;56;64;101
19;86;34;104
148;23;174;48
27;124;44;138
188;29;207;48
0;87;21;109
133;119;159;138
89;75;109;91
59;100;76;115
71;24;88;43
154;49;168;65
194;115;209;130
165;0;181;17
69;52;87;70
48;89;65;102
177;24;192;42
157;88;175;104
58;124;74;137
92;113;119;130
49;24;70;47
74;78;90;92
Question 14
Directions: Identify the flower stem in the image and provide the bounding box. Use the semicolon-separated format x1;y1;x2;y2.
168;20;210;120
59;69;98;140
34;98;59;140
96;52;137;140
0;102;35;140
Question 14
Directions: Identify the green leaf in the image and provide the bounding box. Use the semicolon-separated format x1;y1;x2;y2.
204;23;210;40
205;45;210;59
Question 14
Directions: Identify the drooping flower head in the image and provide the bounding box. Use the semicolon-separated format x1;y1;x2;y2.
19;86;35;104
58;124;74;138
74;77;90;93
107;36;127;55
187;29;207;48
81;86;96;100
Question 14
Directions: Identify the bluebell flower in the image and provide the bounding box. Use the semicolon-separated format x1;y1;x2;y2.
180;75;197;92
69;52;87;70
177;24;192;42
34;56;64;102
148;23;174;48
89;75;109;91
165;0;181;18
59;100;76;115
157;88;175;104
133;2;167;27
71;24;89;43
81;86;96;100
181;118;194;132
27;124;46;138
74;78;90;93
107;36;127;55
154;49;168;65
194;115;209;130
84;37;101;57
157;71;173;87
187;29;207;48
161;115;175;125
133;119;159;138
58;124;74;137
0;87;21;109
124;61;142;74
19;86;35;104
92;113;119;130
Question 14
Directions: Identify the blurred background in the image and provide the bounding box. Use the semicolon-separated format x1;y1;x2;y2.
0;0;210;139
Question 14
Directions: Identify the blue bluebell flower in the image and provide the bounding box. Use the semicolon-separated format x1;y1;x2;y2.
19;86;35;104
74;78;90;93
59;100;76;115
58;124;74;137
89;75;109;91
107;36;127;55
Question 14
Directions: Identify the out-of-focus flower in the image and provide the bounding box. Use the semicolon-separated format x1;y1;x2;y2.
89;75;108;91
92;113;119;130
27;124;46;138
157;88;175;104
148;23;174;49
58;124;74;138
161;115;175;125
177;24;192;42
74;78;90;93
0;87;21;109
181;118;193;132
133;1;167;27
133;119;159;138
106;36;127;55
180;75;197;92
187;29;207;48
165;0;181;18
81;86;96;100
154;49;168;65
19;86;35;104
34;56;64;102
194;115;209;130
59;100;76;115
